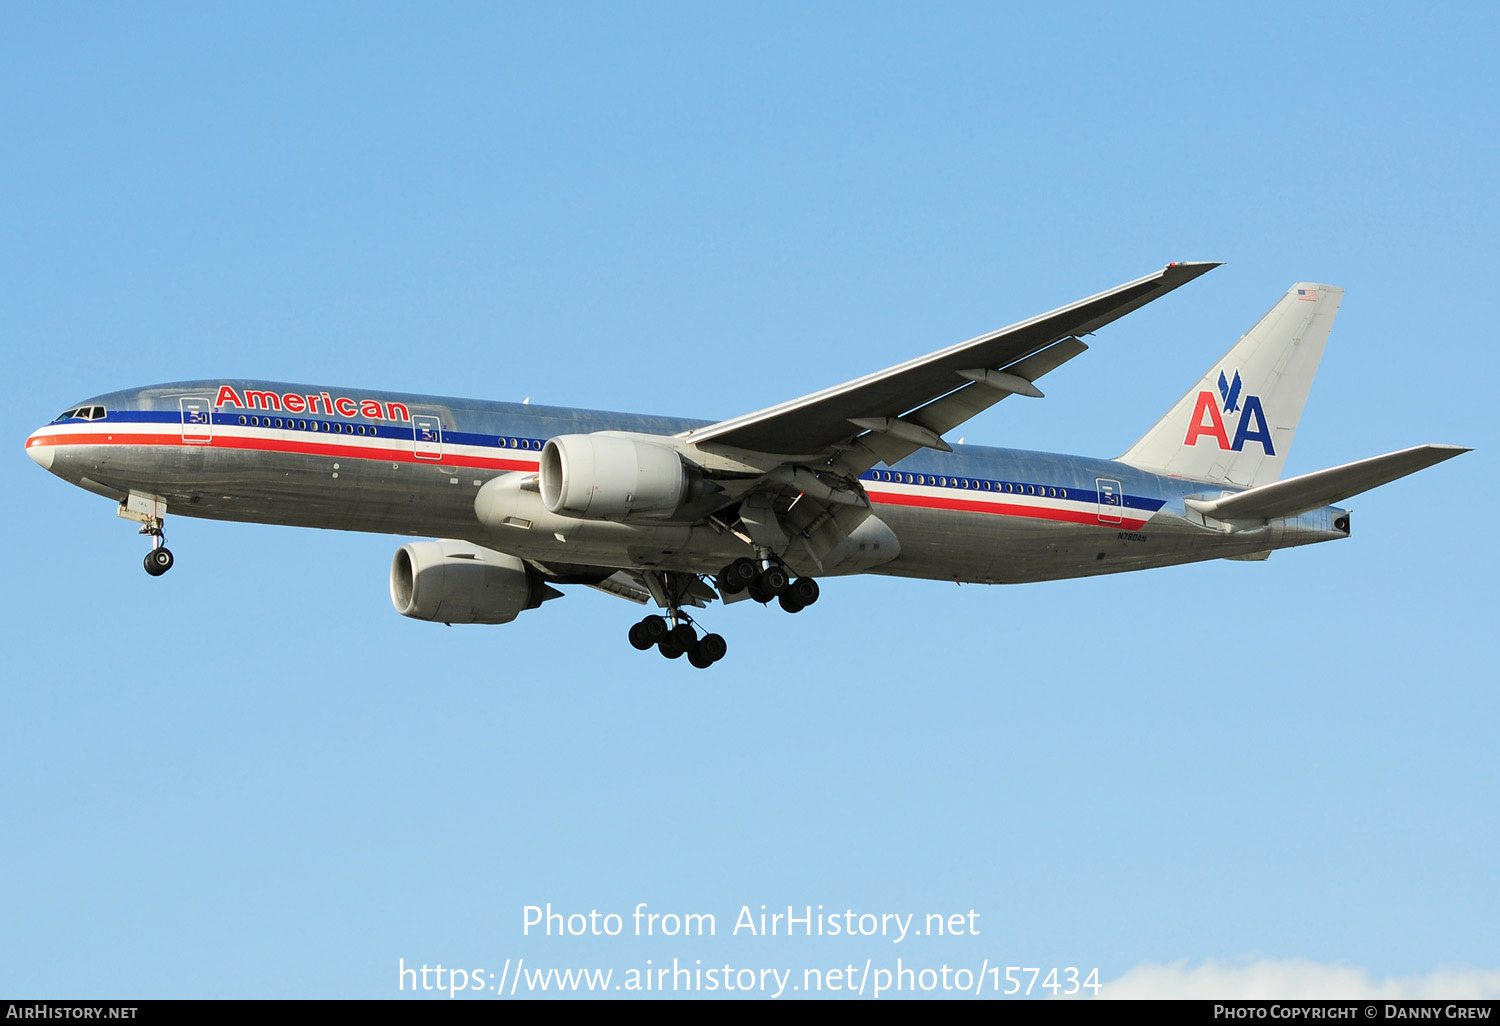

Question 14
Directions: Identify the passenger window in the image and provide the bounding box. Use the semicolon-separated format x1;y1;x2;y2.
1060;488;1067;499
239;416;248;425
298;420;307;430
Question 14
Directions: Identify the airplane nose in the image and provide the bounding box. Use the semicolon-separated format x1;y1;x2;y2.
25;432;54;471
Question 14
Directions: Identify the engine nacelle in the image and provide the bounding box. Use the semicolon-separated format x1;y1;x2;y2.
540;433;703;521
390;540;557;625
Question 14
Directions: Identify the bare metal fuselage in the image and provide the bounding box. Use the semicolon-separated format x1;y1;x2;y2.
26;379;1348;587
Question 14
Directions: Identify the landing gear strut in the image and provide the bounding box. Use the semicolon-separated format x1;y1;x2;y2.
627;612;728;669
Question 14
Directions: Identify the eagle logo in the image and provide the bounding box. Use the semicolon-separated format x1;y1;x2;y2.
1217;370;1243;414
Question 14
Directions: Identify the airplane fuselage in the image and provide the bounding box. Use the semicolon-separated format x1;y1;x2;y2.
25;378;1349;587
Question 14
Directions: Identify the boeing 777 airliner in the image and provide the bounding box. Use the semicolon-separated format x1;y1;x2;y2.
25;263;1468;667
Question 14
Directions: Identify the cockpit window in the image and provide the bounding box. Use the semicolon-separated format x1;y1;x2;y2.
56;406;107;422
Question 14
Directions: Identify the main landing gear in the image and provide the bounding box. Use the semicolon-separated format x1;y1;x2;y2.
624;558;819;669
628;614;728;669
715;557;819;614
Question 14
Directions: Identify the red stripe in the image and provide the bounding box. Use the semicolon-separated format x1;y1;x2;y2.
869;488;1148;529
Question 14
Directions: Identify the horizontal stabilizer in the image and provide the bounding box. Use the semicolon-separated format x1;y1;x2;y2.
1185;444;1470;522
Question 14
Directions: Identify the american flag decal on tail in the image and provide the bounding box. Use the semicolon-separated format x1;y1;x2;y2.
1297;288;1317;301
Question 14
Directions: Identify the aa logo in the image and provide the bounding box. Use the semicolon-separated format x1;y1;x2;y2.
1183;370;1275;454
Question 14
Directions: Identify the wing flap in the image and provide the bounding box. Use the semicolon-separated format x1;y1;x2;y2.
1185;444;1470;522
839;336;1089;473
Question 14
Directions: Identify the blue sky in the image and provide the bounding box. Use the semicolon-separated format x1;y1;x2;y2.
2;2;1495;999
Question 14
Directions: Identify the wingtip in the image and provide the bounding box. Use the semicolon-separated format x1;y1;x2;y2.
1161;261;1222;284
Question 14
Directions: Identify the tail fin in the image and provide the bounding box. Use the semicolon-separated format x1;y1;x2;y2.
1119;282;1344;488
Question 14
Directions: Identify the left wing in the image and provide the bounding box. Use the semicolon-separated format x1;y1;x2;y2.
684;261;1218;465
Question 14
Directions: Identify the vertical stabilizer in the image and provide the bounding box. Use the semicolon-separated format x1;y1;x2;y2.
1119;282;1343;488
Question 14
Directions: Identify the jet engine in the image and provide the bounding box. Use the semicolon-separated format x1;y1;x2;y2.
389;540;559;624
540;433;713;521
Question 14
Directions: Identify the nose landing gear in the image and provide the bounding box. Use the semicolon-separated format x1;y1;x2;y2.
139;521;174;577
118;495;175;577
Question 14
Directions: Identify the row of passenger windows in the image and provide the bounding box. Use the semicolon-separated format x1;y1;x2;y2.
231;417;548;449
866;470;1069;500
237;415;381;436
56;406;106;421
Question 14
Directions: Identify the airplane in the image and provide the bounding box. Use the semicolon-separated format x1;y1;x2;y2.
24;262;1469;668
